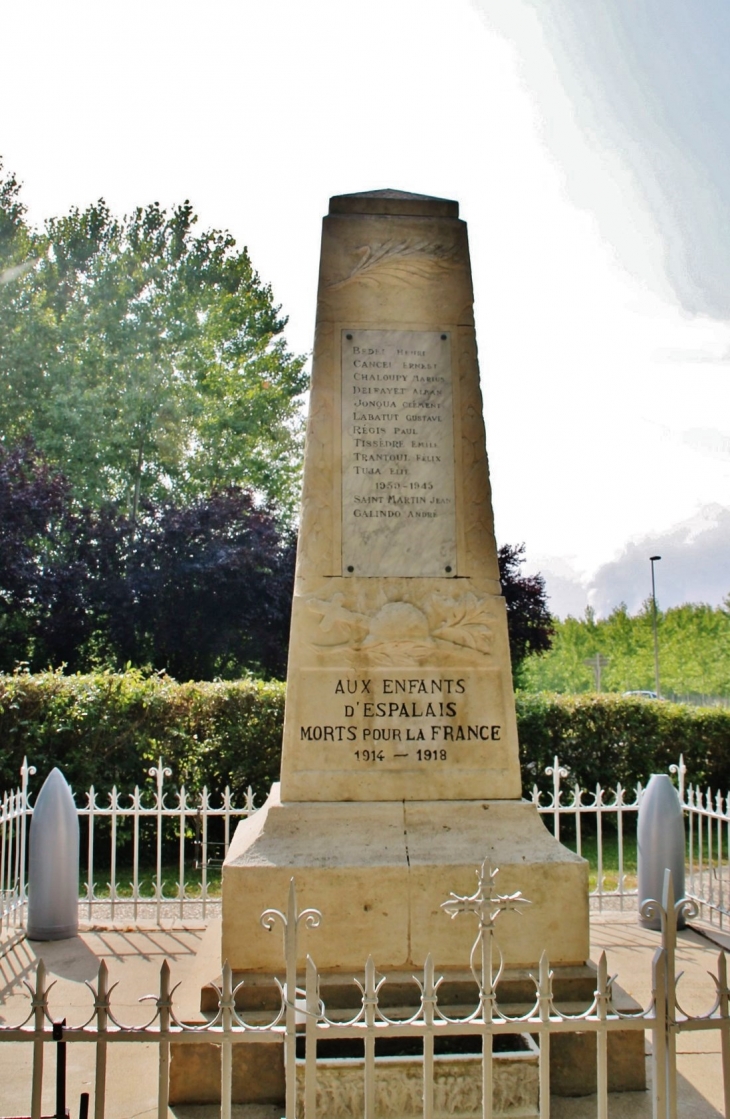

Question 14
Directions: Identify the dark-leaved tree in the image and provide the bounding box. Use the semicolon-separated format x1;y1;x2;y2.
0;439;294;679
0;438;86;669
498;543;554;683
97;491;295;681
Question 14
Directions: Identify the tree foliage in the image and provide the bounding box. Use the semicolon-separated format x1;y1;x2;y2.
498;543;554;682
0;440;294;679
0;437;77;667
520;600;730;700
0;159;307;521
80;490;296;681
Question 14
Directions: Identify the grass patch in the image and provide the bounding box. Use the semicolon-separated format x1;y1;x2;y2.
81;837;642;903
81;864;222;900
540;819;639;892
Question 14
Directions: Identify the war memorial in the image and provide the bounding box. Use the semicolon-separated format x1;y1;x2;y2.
167;188;645;1106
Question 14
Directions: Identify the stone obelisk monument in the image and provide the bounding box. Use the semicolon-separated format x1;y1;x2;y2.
222;189;588;975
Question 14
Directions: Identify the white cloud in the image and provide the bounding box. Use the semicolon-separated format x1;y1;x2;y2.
589;504;730;616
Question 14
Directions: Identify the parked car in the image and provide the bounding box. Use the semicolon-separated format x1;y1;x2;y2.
623;690;658;699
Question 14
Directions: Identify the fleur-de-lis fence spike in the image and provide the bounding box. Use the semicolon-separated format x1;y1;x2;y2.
148;758;173;808
545;756;569;839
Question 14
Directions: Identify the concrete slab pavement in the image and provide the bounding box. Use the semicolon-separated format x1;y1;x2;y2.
1;913;727;1118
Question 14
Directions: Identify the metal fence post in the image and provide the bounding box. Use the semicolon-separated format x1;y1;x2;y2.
220;960;234;1119
149;759;172;925
1;791;8;931
659;871;686;1119
363;956;378;1119
53;1018;67;1119
651;946;668;1119
260;878;322;1119
717;950;730;1117
19;757;37;919
305;954;319;1119
421;954;436;1119
30;958;48;1119
595;953;609;1119
92;960;109;1119
538;952;551;1119
157;960;171;1119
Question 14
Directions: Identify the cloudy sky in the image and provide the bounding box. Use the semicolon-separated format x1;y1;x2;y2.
2;0;729;617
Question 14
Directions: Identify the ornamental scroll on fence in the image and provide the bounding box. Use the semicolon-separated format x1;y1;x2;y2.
3;753;730;932
2;867;729;1119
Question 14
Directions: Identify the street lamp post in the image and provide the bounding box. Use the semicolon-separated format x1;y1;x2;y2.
650;555;661;698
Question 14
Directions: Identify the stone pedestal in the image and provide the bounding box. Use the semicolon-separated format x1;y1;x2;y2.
222;785;588;973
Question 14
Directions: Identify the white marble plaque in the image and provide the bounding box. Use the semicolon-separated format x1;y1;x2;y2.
341;329;456;576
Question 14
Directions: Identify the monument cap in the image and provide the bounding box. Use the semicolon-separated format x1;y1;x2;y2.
329;188;459;219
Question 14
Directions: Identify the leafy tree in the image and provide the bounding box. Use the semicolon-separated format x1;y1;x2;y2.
498;543;554;683
0;159;307;522
80;490;296;681
521;599;730;699
0;438;86;670
0;439;294;679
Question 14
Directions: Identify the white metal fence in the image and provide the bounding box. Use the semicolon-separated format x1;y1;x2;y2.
1;757;256;933
3;754;730;932
0;758;33;934
1;867;728;1119
532;754;730;929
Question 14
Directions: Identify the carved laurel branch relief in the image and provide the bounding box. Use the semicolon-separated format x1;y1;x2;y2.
306;591;494;666
327;239;463;291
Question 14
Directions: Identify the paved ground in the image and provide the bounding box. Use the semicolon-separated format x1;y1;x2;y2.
1;911;727;1117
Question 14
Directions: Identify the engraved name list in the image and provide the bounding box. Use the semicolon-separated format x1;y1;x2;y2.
341;329;456;577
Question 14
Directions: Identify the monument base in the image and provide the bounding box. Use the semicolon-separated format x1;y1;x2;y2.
170;960;646;1104
221;784;589;973
184;786;647;1105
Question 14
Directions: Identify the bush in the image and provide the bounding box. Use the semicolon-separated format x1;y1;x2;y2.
2;674;729;805
0;669;285;803
517;692;730;795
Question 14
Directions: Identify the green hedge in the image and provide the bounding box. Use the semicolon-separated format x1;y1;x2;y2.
1;673;729;802
516;692;730;795
0;670;285;803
